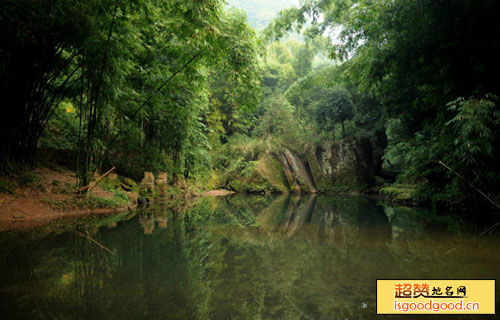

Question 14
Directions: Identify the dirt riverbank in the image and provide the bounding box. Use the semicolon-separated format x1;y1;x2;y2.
0;166;137;232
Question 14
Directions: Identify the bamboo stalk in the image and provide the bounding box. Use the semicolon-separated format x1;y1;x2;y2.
438;161;500;210
76;166;115;194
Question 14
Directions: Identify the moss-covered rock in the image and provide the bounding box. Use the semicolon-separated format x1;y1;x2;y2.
217;137;378;195
228;157;287;194
101;176;122;189
307;137;376;192
121;183;133;191
255;156;289;193
380;184;417;201
305;145;331;191
122;177;137;187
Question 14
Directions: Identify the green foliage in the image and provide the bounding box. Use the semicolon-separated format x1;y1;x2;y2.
18;171;41;186
0;177;16;194
254;94;297;139
82;194;129;209
383;119;408;170
6;0;500;208
380;185;416;202
40;102;80;150
0;0;95;168
261;40;324;95
210;134;261;188
291;43;314;77
207;8;262;138
268;0;500;206
315;86;354;138
43;193;130;210
3;1;262;186
446;94;500;168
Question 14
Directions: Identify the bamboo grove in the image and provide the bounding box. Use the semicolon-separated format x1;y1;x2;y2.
0;0;261;187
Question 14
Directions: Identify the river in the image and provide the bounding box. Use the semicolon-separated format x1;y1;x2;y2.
0;195;499;319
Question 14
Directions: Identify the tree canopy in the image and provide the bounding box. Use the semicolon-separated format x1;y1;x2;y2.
1;0;500;208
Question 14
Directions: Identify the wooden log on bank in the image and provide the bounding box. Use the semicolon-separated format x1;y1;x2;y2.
77;167;115;195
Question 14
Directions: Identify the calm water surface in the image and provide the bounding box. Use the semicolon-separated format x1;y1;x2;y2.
0;195;499;319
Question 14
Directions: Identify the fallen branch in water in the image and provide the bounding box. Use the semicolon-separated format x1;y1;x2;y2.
78;231;115;255
77;166;115;195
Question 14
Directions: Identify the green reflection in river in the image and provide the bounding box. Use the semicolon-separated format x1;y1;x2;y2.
0;195;499;320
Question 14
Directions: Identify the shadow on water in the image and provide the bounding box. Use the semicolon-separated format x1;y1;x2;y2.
0;195;499;319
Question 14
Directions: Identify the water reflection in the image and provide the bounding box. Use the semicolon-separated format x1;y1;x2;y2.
0;195;499;319
138;206;170;234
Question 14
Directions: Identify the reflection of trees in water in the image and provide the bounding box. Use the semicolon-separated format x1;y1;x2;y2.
253;195;393;319
73;227;136;319
195;195;393;319
0;197;429;320
1;196;499;320
67;207;211;319
267;195;392;248
0;240;69;319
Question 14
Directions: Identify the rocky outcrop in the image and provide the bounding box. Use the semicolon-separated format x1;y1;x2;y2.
228;156;289;194
306;137;376;191
274;137;376;194
279;149;317;194
223;137;378;195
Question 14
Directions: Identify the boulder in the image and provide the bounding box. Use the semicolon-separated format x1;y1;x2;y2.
255;156;289;193
307;137;376;191
121;183;133;191
202;190;236;197
227;156;289;194
219;137;378;195
122;177;137;187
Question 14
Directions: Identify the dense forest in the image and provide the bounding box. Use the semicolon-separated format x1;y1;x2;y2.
1;0;500;211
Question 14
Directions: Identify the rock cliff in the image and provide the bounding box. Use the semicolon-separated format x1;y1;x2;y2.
224;136;378;194
279;137;377;193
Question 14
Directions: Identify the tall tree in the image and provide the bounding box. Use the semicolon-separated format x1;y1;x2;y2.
316;86;354;138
